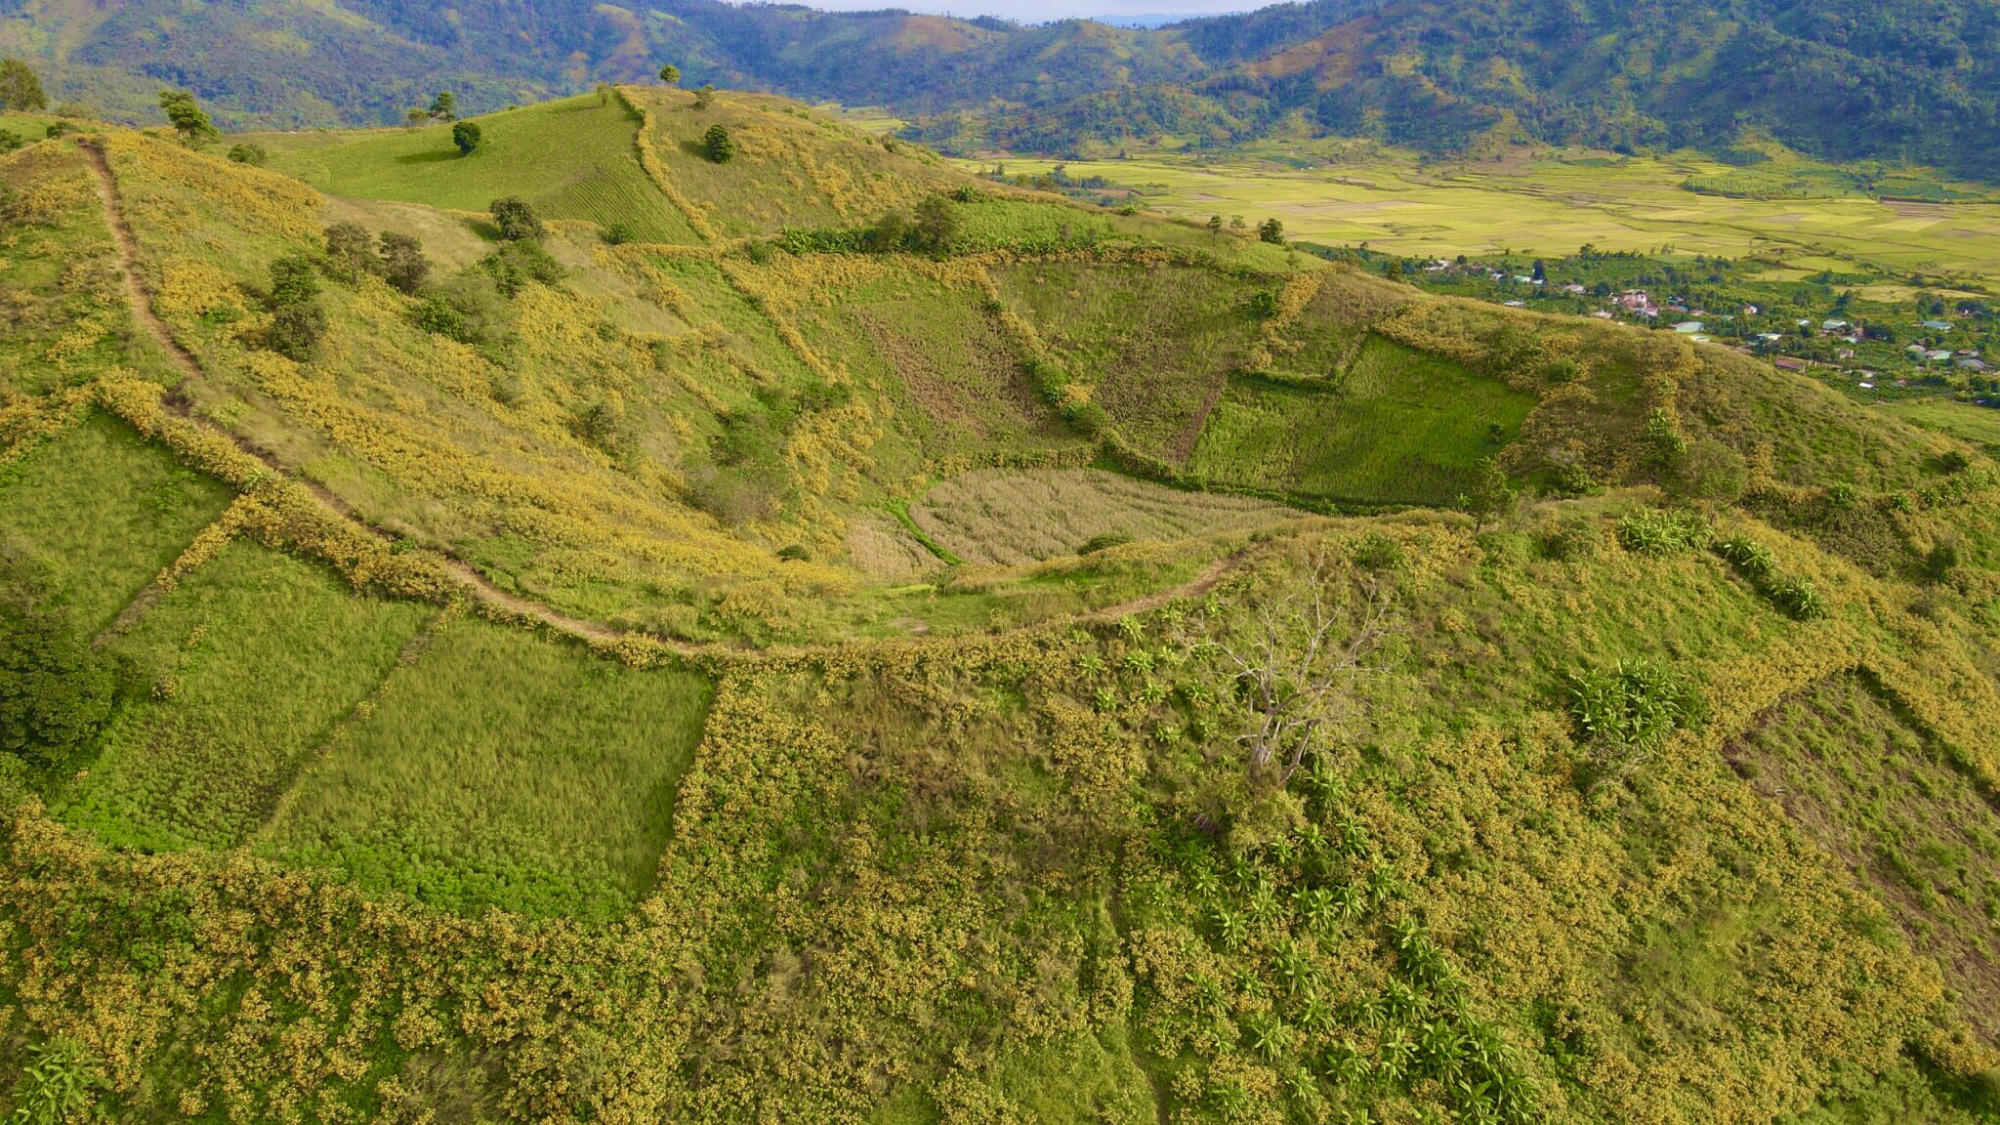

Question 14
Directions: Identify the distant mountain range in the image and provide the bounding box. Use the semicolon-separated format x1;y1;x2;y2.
3;0;1995;178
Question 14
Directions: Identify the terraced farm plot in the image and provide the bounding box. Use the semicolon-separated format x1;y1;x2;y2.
991;260;1260;461
0;412;234;634
786;269;1085;469
909;468;1298;566
259;616;713;921
256;94;699;243
1186;337;1532;504
60;541;433;852
1725;674;2000;1039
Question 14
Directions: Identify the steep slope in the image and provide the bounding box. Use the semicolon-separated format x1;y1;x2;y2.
8;96;2000;1122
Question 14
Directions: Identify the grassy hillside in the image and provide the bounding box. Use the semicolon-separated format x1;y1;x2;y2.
7;91;2000;1124
257;93;703;244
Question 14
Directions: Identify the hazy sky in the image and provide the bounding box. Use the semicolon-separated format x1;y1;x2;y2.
780;0;1276;22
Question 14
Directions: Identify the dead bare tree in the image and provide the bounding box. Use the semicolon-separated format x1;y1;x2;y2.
1186;555;1395;786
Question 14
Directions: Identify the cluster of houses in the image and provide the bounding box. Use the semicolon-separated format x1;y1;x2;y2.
1415;263;1995;393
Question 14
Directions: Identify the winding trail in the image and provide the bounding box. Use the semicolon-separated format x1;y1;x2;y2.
77;138;1255;660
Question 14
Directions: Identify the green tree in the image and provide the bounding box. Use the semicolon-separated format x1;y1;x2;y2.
489;196;545;241
268;253;320;306
226;141;267;165
1458;456;1518;530
158;88;217;145
267;302;328;362
868;207;910;251
323;221;377;282
378;232;430;293
453;119;482;156
1258;217;1285;244
911;194;961;255
1207;213;1223;235
429;90;457;120
659;64;681;85
703;123;735;163
0;58;48;112
693;84;716;110
0;610;115;774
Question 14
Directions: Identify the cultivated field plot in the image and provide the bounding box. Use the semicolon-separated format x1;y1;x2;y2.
1726;674;2000;1038
968;150;2000;288
0;412;233;634
255;94;700;243
908;468;1298;566
787;270;1086;469
259;615;713;921
60;542;434;852
1187;338;1532;504
991;260;1260;461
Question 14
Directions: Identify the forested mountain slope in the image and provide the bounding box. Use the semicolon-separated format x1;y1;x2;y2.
3;0;1996;178
6;89;2000;1122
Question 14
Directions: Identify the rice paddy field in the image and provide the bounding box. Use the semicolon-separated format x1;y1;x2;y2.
965;149;2000;289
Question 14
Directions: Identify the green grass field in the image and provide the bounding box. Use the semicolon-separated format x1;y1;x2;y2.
59;542;434;851
964;149;2000;289
255;94;700;243
1884;400;2000;449
0;412;234;634
258;615;713;921
1187;337;1533;503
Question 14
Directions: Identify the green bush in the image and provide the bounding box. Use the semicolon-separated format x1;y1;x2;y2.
602;220;635;246
1349;532;1404;570
481;239;563;296
1077;533;1132;556
0;610;116;775
1564;659;1688;754
378;232;430;293
267;302;328;362
703;123;735;164
8;1036;104;1125
1765;576;1828;620
1925;534;1962;582
489;196;545;241
1538;516;1602;561
1615;508;1712;555
1714;535;1775;581
226;142;267;166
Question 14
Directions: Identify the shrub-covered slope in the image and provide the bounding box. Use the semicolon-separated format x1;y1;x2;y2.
6;95;2000;1123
